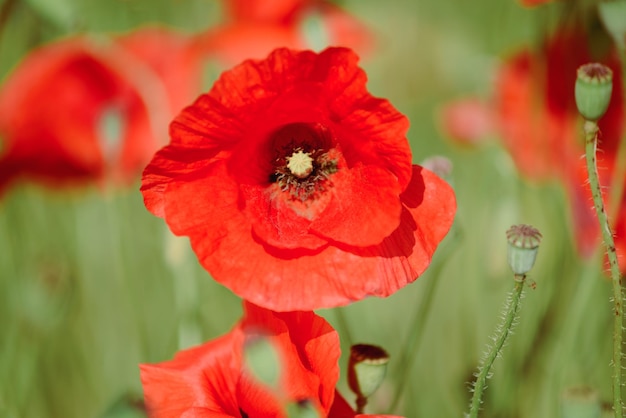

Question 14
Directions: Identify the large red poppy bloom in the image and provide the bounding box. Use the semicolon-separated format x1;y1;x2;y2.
0;27;200;191
141;301;341;417
495;29;624;258
141;47;456;311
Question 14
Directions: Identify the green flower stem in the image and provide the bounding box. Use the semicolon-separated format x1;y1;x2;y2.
468;278;524;418
584;120;624;418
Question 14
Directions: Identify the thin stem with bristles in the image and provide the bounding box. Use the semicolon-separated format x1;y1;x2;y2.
467;278;524;418
583;120;624;418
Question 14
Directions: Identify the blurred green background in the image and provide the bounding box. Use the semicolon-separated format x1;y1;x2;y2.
0;0;619;417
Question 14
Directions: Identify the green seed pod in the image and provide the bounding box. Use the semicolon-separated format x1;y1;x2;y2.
347;344;389;399
575;63;613;121
506;224;542;276
561;386;601;418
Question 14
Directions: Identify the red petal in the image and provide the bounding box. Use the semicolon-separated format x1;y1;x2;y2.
140;332;242;418
328;391;356;418
239;302;340;414
241;182;330;250
166;165;454;311
310;165;403;246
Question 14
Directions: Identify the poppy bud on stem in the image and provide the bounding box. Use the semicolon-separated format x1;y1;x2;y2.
575;63;613;121
467;225;541;418
347;344;390;414
506;224;542;277
577;62;624;418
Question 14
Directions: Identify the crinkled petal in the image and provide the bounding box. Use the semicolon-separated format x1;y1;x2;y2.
168;165;453;311
310;164;403;246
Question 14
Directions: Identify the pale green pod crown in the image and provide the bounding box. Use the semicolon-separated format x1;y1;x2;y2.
506;224;542;276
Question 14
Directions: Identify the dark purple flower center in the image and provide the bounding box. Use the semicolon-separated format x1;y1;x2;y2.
269;122;338;201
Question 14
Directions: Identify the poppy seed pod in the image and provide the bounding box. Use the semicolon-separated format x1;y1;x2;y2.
575;63;613;121
347;344;389;399
506;224;542;276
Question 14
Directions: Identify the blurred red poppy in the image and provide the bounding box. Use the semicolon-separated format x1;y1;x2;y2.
141;47;456;311
194;0;373;70
0;27;200;191
436;97;495;146
140;301;341;417
518;0;553;7
494;28;624;259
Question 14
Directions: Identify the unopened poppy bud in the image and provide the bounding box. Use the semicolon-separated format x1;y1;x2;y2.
347;344;390;399
575;63;613;121
243;335;281;389
561;386;601;418
599;1;626;49
506;224;542;276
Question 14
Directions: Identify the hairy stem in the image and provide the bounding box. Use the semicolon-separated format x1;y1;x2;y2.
468;278;524;418
584;120;624;418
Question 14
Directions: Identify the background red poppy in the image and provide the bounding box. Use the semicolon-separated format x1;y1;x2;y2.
0;27;201;192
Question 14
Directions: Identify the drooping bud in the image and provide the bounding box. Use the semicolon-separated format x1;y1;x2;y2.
575;63;613;121
347;344;390;399
561;386;601;418
506;224;542;276
242;335;281;389
599;1;626;49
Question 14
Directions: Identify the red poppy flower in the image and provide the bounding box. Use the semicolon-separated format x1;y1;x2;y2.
436;97;495;146
141;301;341;417
0;27;200;191
194;0;372;71
220;0;372;51
141;47;456;311
494;28;624;258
